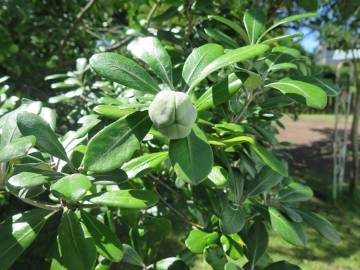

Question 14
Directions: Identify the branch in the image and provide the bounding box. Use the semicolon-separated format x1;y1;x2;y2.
58;0;97;57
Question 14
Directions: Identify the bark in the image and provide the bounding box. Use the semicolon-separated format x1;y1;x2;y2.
349;61;360;195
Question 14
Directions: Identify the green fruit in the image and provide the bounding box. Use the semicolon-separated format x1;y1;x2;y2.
149;90;197;139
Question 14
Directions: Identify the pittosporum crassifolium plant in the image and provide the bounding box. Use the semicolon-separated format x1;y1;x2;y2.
0;9;341;270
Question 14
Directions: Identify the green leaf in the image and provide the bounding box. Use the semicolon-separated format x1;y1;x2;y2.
84;111;152;173
169;127;213;185
281;206;303;223
16;112;69;161
243;8;266;44
56;209;96;270
204;245;227;270
223;136;288;177
245;221;268;266
122;152;168;179
89;189;159;209
269;207;306;246
279;182;313;203
50;174;92;202
81;211;123;262
93;105;136;119
246;167;283;197
220;204;246;234
225;262;243;270
208;15;249;44
265;260;301;270
296;209;341;243
258;13;318;42
265;78;327;109
121;244;144;267
74;114;101;138
189;44;269;91
262;33;304;44
182;43;224;88
267;63;298;72
88;169;128;185
0;136;36;162
89;53;159;94
208;166;228;188
0;99;42;148
0;209;51;270
7;172;48;188
204;28;238;48
155;257;188;270
128;37;173;88
220;234;244;260
195;73;242;112
296;76;340;96
185;230;219;254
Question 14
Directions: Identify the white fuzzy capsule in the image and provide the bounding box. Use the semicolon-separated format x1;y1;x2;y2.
149;90;197;139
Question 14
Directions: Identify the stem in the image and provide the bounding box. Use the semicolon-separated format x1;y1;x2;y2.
145;1;160;29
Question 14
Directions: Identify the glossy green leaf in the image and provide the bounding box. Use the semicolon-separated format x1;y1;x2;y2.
208;166;228;187
56;209;96;270
7;172;48;188
155;257;188;270
0;209;51;270
189;44;269;91
122;151;168;179
220;234;244;260
269;207;306;246
268;63;298;72
195;73;242;112
50;174;92;202
90;53;159;94
185;230;219;254
225;262;243;270
169;127;213;185
84;110;152;173
265;260;301;270
204;245;227;270
223;136;288;177
279;182;313;203
16;112;69;161
266;78;327;109
281;206;303;223
258;13;317;42
128;37;173;87
246;167;283;197
243;9;266;44
245;221;268;266
296;76;340;96
121;244;144;267
0;136;36;162
208;15;249;43
220;204;246;234
93;105;136;119
297;209;341;243
81;211;123;262
182;43;224;88
89;189;158;209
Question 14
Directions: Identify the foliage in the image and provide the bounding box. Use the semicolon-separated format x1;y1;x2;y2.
0;3;342;270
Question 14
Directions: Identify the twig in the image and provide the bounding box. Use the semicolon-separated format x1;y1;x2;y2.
58;0;97;57
145;1;160;29
184;0;193;43
154;187;204;229
148;173;180;197
105;36;134;52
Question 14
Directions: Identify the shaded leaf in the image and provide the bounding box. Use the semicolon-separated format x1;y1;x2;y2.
246;167;283;197
17;112;68;161
279;182;313;203
169;127;213;185
245;221;268;266
121;243;144;267
208;15;249;43
204;245;227;270
220;205;246;234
